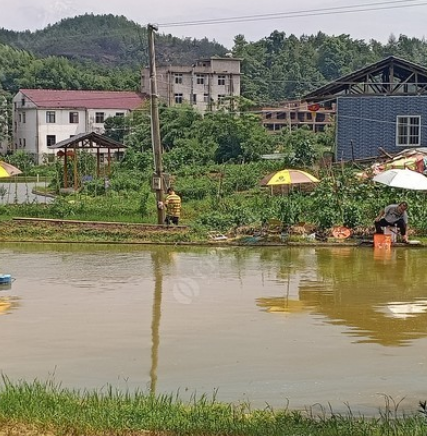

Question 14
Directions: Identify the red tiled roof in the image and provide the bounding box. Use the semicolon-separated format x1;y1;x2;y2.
19;89;146;110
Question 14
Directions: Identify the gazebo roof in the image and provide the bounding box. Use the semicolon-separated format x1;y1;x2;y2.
48;132;127;150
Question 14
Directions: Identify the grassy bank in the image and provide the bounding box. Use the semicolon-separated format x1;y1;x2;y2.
0;379;426;436
0;218;198;244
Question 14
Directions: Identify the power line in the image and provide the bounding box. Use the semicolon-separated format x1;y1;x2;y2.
158;0;427;27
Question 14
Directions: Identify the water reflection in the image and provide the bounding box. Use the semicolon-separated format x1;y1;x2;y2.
1;243;427;414
257;247;427;346
0;296;20;315
381;301;427;319
150;250;177;394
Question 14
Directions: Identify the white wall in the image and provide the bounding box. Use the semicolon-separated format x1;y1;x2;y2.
37;108;86;155
12;91;131;163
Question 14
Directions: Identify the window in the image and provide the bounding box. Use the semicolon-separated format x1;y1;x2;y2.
397;116;421;146
175;74;183;84
22;138;26;148
218;94;226;103
22;112;26;123
192;94;197;104
174;93;183;104
18;113;22;123
95;112;105;123
69;112;79;123
46;135;56;147
46;111;56;123
218;75;226;86
196;74;205;85
203;93;210;103
115;112;125;117
21;98;25;107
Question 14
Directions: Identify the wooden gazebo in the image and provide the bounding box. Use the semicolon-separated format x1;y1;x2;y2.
47;132;127;190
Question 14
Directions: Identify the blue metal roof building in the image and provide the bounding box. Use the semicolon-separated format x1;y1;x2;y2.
336;96;427;160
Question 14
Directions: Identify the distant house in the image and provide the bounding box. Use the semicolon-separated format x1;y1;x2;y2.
260;99;335;134
303;56;427;160
12;89;145;163
141;57;241;112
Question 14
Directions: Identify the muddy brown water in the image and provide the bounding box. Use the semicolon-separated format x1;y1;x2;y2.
1;243;426;416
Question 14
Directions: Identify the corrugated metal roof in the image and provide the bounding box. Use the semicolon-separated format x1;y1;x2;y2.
19;89;146;110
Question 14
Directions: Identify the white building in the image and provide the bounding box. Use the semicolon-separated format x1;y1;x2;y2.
12;89;145;163
141;57;241;112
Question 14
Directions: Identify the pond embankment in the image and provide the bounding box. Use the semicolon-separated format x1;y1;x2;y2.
1;217;425;248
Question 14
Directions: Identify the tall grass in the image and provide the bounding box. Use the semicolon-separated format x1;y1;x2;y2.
0;378;426;435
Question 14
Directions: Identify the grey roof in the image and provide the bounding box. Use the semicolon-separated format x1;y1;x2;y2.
304;56;427;102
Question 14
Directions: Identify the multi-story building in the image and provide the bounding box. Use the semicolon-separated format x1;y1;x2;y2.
141;57;241;112
260;100;336;134
12;89;145;163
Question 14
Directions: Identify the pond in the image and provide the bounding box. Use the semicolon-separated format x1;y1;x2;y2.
1;243;427;416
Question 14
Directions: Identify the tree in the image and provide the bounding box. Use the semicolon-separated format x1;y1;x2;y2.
0;94;8;145
278;127;327;167
194;110;273;163
104;115;131;143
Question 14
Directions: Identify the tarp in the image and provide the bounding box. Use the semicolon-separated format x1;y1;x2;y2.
362;148;427;179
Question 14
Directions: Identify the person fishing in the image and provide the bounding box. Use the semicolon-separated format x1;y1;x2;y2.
374;201;409;243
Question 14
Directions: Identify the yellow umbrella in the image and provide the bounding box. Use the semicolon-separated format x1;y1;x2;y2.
0;161;22;178
262;169;319;186
260;169;319;197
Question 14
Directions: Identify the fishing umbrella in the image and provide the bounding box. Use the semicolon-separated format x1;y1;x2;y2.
261;169;320;186
0;161;22;178
260;169;320;197
372;168;427;190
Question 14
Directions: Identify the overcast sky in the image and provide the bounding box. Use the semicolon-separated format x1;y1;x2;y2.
0;0;426;48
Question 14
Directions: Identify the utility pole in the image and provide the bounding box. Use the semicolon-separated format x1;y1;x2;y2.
148;24;165;224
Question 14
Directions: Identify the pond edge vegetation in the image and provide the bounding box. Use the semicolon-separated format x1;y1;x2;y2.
1;378;427;436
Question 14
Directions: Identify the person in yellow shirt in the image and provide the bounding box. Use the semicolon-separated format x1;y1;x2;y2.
164;187;181;225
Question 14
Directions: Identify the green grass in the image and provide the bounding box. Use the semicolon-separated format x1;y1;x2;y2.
0;378;426;436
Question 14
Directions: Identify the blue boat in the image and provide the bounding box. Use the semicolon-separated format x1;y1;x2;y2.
0;274;12;284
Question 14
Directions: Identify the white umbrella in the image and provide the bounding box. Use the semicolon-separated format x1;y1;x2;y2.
373;168;427;190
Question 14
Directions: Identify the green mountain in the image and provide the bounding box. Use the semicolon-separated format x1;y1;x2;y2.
3;14;427;106
0;14;227;68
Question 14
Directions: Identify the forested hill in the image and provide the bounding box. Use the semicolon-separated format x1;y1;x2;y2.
233;31;427;103
0;14;227;68
2;13;427;106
